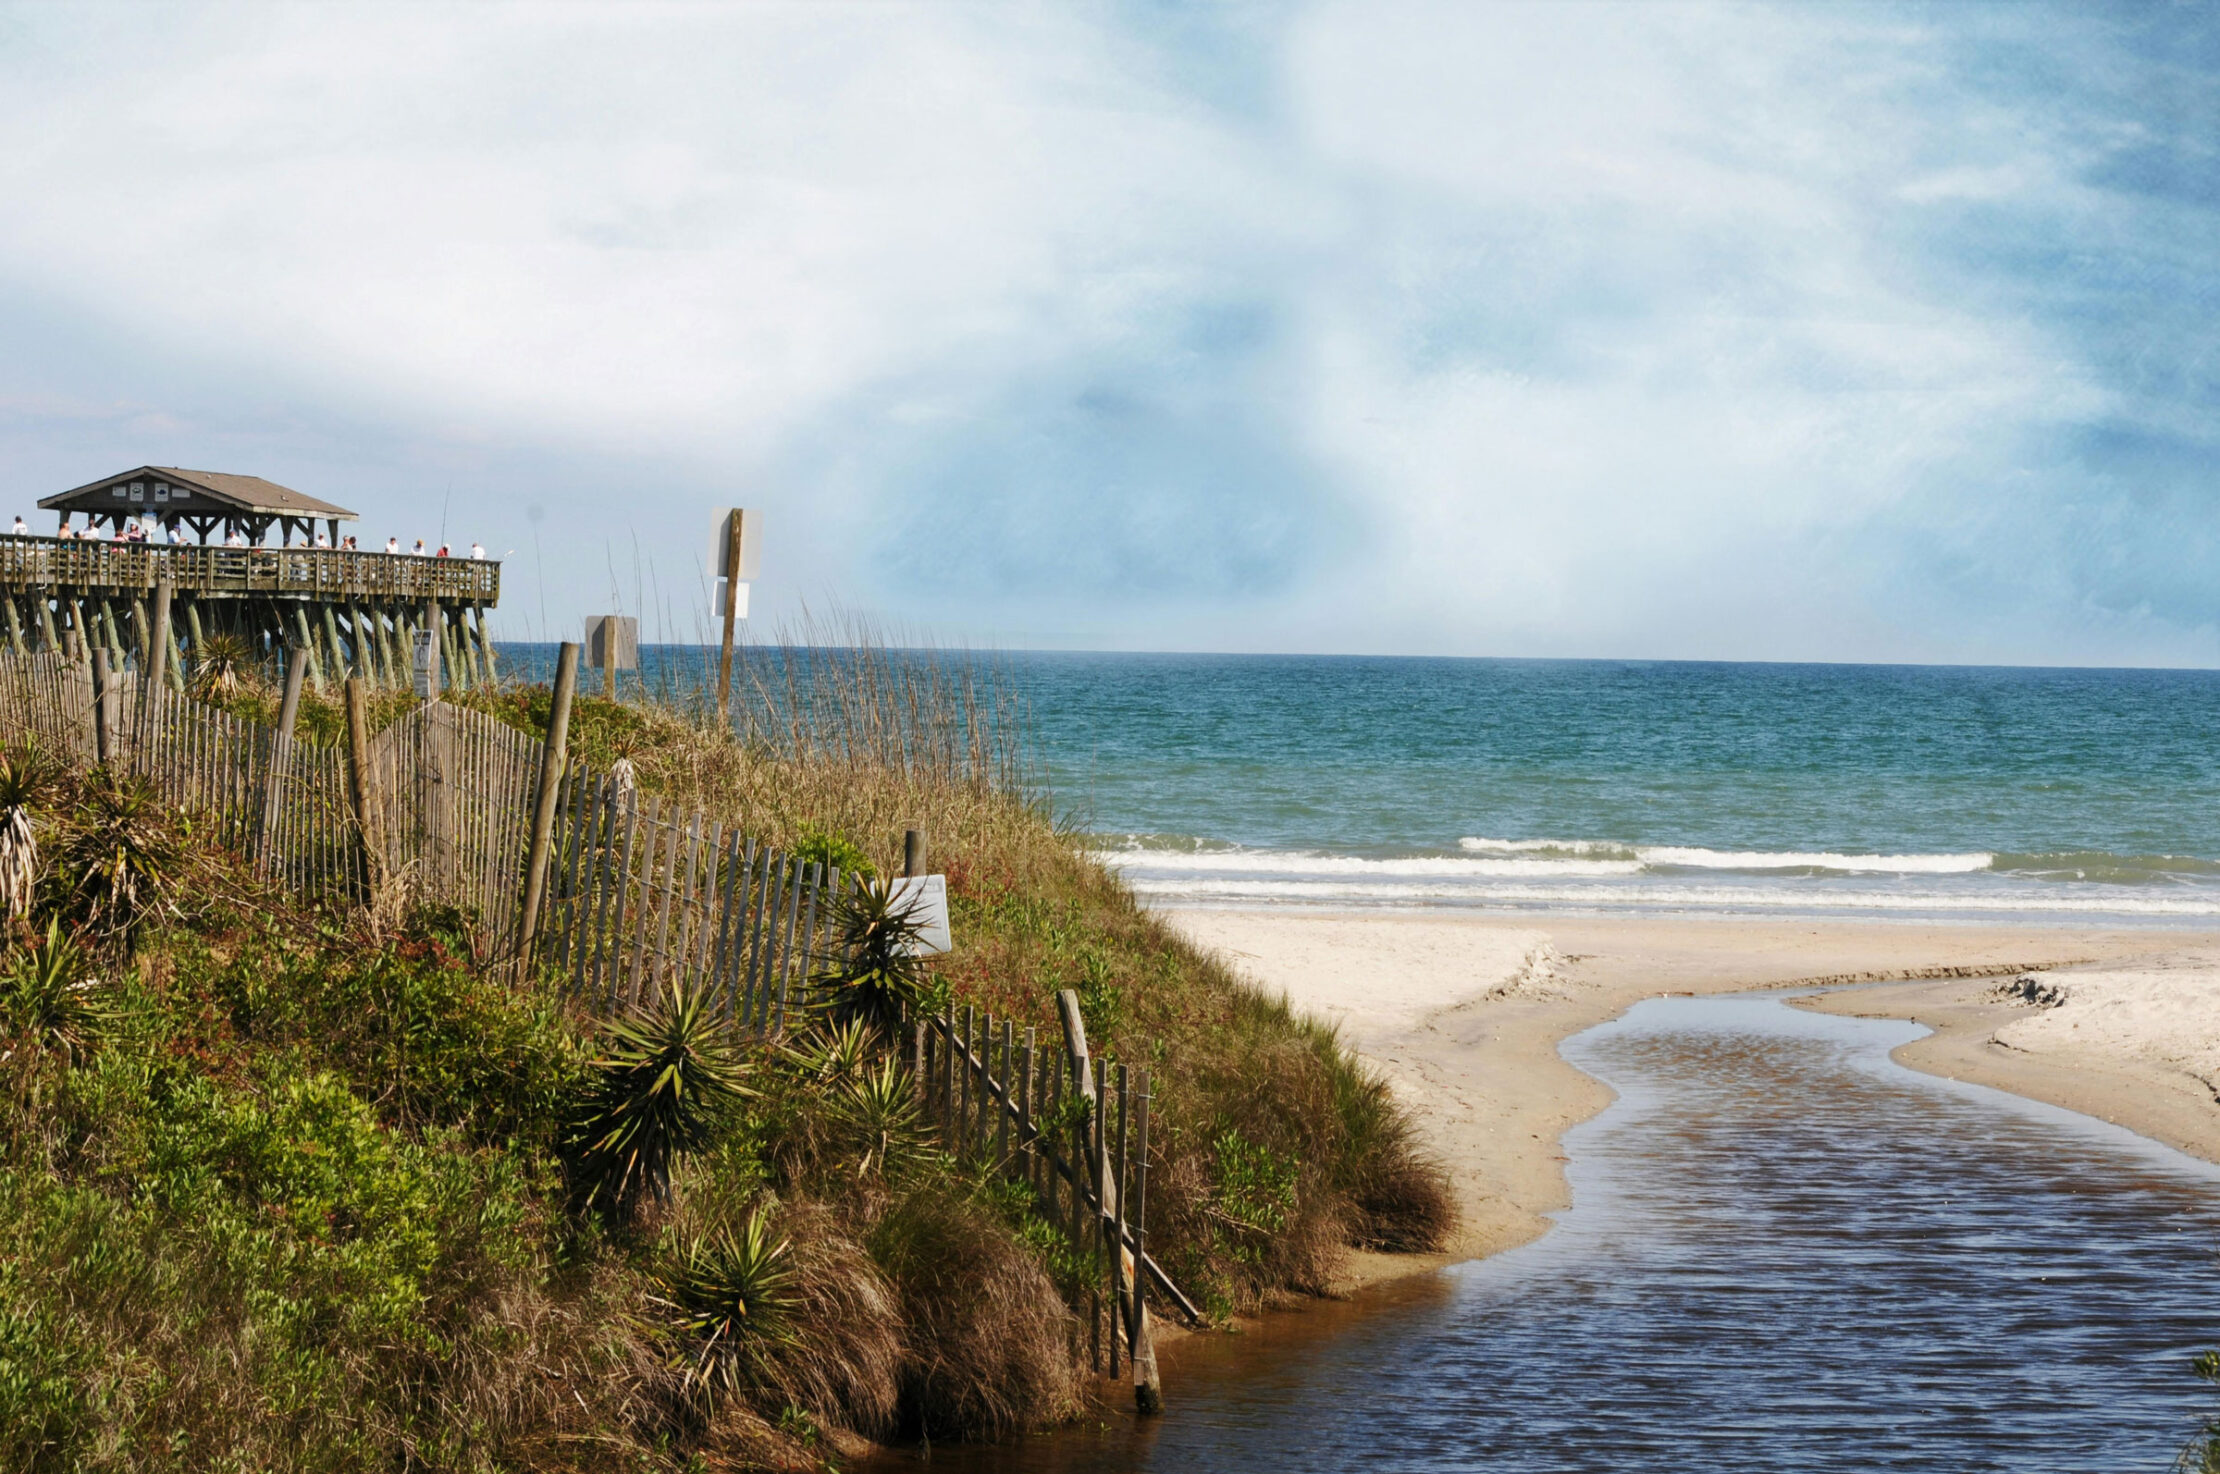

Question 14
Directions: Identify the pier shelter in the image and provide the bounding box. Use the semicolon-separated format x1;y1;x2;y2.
4;467;500;693
40;466;356;547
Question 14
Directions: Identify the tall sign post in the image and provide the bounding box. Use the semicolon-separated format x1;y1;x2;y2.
712;508;760;725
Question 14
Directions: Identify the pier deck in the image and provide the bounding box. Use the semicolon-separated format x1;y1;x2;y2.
0;537;501;692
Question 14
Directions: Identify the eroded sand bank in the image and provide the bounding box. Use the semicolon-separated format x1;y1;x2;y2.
1156;910;2220;1288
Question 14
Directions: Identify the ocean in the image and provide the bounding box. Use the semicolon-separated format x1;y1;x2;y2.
496;647;2220;924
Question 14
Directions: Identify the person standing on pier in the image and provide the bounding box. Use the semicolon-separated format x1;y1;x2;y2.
9;517;24;537
386;536;400;554
469;540;484;560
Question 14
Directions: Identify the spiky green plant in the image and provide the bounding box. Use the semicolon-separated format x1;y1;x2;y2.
62;772;179;947
781;1017;872;1085
188;631;255;700
0;746;50;922
832;1055;928;1180
660;1208;797;1396
0;919;106;1067
813;874;932;1036
573;975;751;1221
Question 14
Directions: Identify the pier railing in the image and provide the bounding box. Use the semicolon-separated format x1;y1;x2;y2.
0;536;499;605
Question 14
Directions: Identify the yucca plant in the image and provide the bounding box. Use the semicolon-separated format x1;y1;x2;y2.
61;773;179;948
781;1017;873;1085
573;975;751;1222
0;746;51;922
188;631;255;700
0;919;106;1068
660;1208;797;1396
832;1054;929;1180
813;874;932;1036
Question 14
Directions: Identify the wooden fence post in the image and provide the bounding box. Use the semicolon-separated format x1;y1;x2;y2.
1130;1066;1161;1413
88;647;114;766
1055;988;1161;1412
343;675;380;894
903;828;924;878
517;640;580;959
256;646;307;872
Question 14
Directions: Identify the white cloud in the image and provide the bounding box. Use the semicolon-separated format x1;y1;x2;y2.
0;2;2202;662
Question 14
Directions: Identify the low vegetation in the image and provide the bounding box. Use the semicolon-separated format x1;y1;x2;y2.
2;633;1452;1470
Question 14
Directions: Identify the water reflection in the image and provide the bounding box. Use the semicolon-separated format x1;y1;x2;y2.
881;994;2220;1473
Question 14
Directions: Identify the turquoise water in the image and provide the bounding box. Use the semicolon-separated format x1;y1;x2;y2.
1013;655;2220;920
497;648;2220;921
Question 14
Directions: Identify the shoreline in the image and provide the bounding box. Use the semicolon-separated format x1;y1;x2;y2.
1153;908;2220;1304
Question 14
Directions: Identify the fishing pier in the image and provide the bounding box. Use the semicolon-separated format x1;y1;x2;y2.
4;466;500;691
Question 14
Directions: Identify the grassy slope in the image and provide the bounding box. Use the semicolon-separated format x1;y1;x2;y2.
1;684;1450;1471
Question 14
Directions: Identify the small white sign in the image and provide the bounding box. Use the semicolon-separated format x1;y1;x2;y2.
889;874;952;956
714;579;750;619
411;628;436;698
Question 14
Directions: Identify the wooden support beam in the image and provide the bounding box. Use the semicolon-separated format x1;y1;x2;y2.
473;604;496;684
147;575;174;713
293;605;326;695
421;598;441;700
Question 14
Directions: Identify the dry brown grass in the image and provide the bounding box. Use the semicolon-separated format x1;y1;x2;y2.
866;1185;1080;1440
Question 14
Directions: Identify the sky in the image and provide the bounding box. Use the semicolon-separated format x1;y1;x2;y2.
0;1;2215;665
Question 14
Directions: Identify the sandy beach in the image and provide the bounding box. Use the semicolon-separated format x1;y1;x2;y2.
1157;908;2220;1288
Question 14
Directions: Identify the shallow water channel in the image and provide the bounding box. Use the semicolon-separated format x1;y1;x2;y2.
889;993;2220;1473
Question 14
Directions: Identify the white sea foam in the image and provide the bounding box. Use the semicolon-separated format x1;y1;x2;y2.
1089;834;2220;920
1114;874;2220;918
1097;847;1641;879
1459;837;1993;874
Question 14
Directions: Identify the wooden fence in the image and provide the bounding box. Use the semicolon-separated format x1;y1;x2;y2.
0;651;96;763
915;991;1196;1409
540;769;834;1026
365;700;542;950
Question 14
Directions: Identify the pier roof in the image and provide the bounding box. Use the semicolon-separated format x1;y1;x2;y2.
38;466;358;544
40;467;357;522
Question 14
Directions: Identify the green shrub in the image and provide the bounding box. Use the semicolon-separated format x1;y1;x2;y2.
792;825;875;883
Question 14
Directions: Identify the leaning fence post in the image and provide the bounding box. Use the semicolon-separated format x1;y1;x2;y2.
1129;1066;1161;1413
256;646;307;872
903;827;924;878
343;675;381;895
517;640;580;959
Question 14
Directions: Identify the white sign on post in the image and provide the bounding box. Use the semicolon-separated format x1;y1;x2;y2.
889;874;952;956
714;579;750;619
411;628;435;699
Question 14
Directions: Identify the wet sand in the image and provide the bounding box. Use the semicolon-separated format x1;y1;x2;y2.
1158;910;2220;1289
